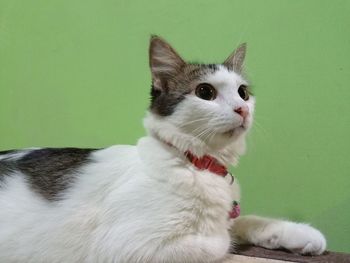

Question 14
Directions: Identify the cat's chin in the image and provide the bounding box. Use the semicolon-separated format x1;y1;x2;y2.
203;128;246;151
222;125;246;138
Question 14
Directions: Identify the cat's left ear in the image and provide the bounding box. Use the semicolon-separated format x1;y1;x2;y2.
149;36;186;89
223;43;247;74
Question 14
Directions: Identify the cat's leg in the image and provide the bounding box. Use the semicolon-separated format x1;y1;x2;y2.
230;215;326;255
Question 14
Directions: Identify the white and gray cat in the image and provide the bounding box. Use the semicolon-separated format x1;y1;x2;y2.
0;36;326;263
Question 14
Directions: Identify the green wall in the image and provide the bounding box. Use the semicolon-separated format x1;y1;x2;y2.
1;0;349;253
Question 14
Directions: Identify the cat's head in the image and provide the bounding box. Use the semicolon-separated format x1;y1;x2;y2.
144;36;255;165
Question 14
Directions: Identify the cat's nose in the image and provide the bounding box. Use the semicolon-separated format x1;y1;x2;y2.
234;106;249;119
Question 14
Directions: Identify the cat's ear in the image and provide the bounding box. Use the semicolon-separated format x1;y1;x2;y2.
149;36;186;89
223;43;247;74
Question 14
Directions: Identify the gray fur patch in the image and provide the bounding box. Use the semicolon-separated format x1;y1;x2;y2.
0;148;97;201
150;63;219;116
0;160;16;180
0;150;18;179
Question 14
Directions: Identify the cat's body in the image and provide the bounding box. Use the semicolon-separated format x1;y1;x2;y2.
0;137;236;262
0;36;326;262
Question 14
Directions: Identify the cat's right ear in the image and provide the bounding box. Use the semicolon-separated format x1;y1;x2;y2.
149;36;185;89
223;43;247;74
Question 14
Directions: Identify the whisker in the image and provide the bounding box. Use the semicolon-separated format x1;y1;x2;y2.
178;117;213;128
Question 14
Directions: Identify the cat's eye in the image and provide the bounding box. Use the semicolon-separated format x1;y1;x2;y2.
195;83;217;101
238;85;249;101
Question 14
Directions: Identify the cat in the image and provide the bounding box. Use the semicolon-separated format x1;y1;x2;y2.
0;36;326;263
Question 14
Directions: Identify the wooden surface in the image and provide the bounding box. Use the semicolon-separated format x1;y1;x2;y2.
229;245;350;263
223;254;294;263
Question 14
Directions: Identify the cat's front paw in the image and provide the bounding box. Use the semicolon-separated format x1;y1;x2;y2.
266;222;326;255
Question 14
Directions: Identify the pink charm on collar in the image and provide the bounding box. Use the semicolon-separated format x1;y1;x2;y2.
229;201;240;219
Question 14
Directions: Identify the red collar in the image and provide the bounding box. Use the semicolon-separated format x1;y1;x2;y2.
164;141;233;182
185;150;228;176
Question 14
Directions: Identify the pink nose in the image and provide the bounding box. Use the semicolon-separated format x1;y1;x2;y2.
234;106;249;118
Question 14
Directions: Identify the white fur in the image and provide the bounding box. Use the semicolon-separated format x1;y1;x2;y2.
0;67;326;262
